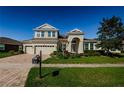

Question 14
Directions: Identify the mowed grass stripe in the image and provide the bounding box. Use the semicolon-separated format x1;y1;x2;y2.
43;56;124;64
25;67;124;87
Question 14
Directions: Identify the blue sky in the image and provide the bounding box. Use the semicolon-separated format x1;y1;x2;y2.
1;6;124;40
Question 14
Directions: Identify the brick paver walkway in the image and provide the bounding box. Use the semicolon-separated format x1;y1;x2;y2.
0;54;50;87
0;54;33;87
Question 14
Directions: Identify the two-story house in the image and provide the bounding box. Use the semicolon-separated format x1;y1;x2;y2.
22;23;100;55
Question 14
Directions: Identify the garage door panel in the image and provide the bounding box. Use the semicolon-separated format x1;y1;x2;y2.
35;46;42;54
26;46;33;54
35;46;56;55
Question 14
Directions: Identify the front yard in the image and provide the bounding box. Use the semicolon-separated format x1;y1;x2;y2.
43;56;124;64
25;67;124;87
0;51;23;58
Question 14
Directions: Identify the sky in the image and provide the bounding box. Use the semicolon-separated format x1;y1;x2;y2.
1;6;124;40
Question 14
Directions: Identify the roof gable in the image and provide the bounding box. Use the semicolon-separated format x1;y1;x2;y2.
33;23;59;31
71;28;81;32
68;28;84;35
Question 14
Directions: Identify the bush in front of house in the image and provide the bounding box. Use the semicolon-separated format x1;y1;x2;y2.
69;53;76;59
69;53;81;58
57;51;64;59
56;50;70;59
63;50;70;59
17;50;24;54
8;50;24;55
84;50;101;56
121;51;124;53
107;52;123;58
50;51;63;58
51;50;82;59
9;50;15;55
50;51;68;59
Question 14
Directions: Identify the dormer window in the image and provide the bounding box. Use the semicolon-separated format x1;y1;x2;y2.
48;31;51;37
52;32;55;37
41;32;44;37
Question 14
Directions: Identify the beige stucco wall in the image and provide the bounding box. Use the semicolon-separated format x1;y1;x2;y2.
34;31;58;38
67;34;84;53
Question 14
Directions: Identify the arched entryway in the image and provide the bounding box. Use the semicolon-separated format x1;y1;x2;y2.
71;38;80;53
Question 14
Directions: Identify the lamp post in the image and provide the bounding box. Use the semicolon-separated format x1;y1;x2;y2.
39;50;42;78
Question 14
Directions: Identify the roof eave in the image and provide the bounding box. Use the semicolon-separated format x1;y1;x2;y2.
33;29;59;31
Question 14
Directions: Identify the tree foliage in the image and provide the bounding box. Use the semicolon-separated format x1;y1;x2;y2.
97;16;124;52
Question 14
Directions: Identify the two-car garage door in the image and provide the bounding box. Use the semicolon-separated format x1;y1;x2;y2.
35;46;55;55
25;45;56;55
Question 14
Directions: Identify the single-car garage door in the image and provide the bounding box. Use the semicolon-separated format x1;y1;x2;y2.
26;46;34;54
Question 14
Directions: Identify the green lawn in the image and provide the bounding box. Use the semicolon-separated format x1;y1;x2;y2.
43;56;124;64
0;52;15;58
25;67;124;87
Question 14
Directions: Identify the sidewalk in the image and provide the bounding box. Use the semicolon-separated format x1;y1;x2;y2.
34;64;124;68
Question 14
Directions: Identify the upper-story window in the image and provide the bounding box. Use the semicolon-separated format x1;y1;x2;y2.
48;31;51;37
41;32;44;37
52;32;55;37
37;32;40;38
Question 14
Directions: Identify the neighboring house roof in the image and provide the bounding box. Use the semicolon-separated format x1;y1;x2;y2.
22;38;58;44
68;28;84;35
33;23;59;31
0;37;22;45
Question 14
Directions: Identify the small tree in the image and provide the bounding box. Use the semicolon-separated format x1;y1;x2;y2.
97;16;124;55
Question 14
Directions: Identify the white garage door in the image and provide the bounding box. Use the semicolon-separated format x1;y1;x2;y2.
35;46;41;55
26;46;34;54
35;45;55;55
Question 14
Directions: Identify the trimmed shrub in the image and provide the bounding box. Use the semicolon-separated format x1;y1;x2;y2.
69;53;82;59
53;51;58;55
9;50;15;55
75;54;81;58
18;50;24;54
56;52;64;59
14;52;19;55
84;50;101;56
107;52;122;58
69;53;76;59
50;52;55;57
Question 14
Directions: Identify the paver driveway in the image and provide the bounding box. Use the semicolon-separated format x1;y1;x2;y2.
0;54;33;87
